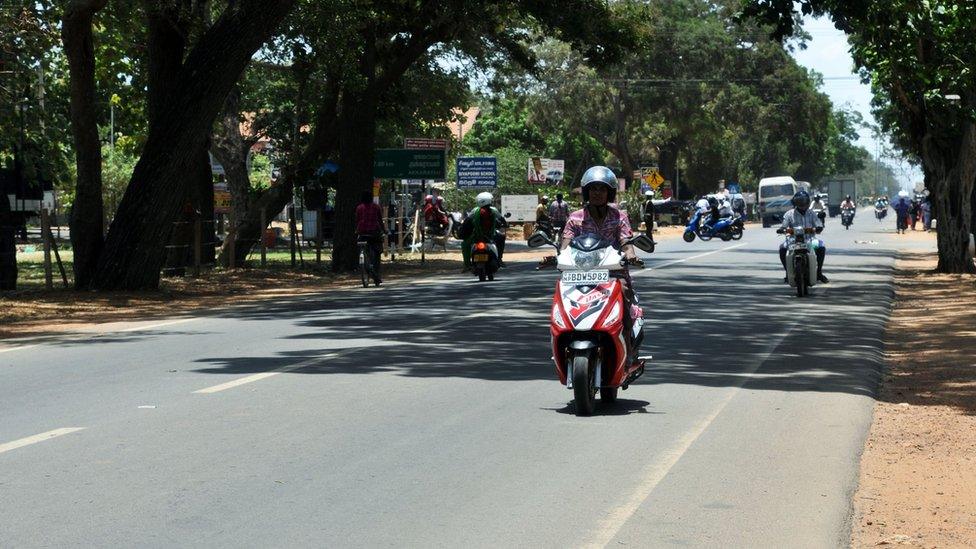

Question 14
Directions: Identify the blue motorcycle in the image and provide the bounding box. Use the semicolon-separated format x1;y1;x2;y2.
683;210;744;242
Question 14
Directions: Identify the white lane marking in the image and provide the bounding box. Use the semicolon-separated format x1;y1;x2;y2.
643;242;748;272
193;371;284;394
115;318;197;332
0;343;42;355
0;427;86;455
583;323;796;549
194;350;355;394
0;318;199;355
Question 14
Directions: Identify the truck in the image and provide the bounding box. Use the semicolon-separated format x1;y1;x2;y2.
824;176;856;217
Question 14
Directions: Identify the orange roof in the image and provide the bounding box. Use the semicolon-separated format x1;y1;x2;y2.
447;106;481;141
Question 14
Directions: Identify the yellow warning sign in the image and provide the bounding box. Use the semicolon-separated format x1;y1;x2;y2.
641;167;665;189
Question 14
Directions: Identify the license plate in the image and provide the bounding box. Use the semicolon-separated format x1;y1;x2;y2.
562;270;610;284
473;254;488;262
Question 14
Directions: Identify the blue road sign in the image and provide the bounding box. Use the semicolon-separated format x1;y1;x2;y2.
456;156;497;189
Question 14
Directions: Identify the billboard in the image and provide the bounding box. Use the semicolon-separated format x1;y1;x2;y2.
527;158;565;184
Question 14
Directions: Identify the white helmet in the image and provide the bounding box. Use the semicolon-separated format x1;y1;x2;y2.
644;190;654;198
475;191;493;207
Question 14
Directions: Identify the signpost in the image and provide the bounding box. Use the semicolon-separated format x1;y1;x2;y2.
640;166;665;189
501;195;539;223
456;156;497;189
373;149;446;179
404;137;449;150
214;182;232;215
378;144;447;265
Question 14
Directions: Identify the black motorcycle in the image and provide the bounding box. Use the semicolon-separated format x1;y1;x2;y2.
841;209;855;230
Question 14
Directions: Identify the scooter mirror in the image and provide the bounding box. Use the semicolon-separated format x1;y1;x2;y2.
527;232;553;248
626;234;655;253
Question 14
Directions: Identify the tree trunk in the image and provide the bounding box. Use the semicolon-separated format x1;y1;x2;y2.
91;0;295;289
0;201;16;290
194;142;216;264
220;83;340;268
211;88;252;228
62;0;108;289
333;94;378;272
924;120;976;274
658;141;679;192
227;178;293;266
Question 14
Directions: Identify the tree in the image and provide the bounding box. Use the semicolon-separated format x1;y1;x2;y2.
62;0;108;288
217;0;625;272
522;0;843;195
87;0;296;289
743;0;976;273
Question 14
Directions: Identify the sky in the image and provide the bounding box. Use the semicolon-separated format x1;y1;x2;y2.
789;17;921;191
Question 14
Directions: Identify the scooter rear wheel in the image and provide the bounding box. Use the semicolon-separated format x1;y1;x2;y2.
572;355;596;416
600;387;618;403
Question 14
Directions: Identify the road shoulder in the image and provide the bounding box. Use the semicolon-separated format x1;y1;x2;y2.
851;245;976;547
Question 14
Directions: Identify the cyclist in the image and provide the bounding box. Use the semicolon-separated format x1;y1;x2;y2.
355;191;384;285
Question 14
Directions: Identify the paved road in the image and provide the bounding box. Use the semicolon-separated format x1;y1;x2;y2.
1;212;929;547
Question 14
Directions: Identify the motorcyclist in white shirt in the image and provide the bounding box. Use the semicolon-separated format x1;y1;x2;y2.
695;196;710;213
776;190;828;283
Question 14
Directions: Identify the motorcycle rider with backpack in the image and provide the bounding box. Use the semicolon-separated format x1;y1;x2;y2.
461;192;506;271
776;190;828;283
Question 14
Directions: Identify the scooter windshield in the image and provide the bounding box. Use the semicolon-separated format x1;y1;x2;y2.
570;233;616;252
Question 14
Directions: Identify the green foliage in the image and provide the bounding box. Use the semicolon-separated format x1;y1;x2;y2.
483;0;857;197
462;98;546;154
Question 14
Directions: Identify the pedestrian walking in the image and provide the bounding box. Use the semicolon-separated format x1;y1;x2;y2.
548;193;569;250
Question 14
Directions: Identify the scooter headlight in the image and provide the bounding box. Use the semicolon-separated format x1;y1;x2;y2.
574;249;605;270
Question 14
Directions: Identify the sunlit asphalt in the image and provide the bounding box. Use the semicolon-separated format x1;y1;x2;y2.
0;211;931;547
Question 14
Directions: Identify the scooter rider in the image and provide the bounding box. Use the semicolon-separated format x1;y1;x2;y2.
840;195;856;213
776;190;828;283
706;196;723;227
561;166;644;340
812;193;828;223
462;192;506;271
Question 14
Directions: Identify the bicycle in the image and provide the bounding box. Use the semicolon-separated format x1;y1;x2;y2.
358;236;379;287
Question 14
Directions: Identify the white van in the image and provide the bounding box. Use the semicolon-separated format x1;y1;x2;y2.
758;176;809;227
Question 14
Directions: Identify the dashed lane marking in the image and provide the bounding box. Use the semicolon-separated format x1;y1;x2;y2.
0;427;86;455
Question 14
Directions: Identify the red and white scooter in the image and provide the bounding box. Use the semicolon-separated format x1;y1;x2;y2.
529;231;655;415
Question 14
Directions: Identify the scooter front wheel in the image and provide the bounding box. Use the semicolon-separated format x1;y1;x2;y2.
572;355;596;416
682;231;696;243
731;227;743;240
795;260;806;298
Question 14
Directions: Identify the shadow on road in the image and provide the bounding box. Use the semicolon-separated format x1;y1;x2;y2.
188;243;903;405
545;399;657;416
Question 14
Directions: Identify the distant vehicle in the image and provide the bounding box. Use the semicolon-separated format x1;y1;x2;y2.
824;178;856;217
758;176;802;228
